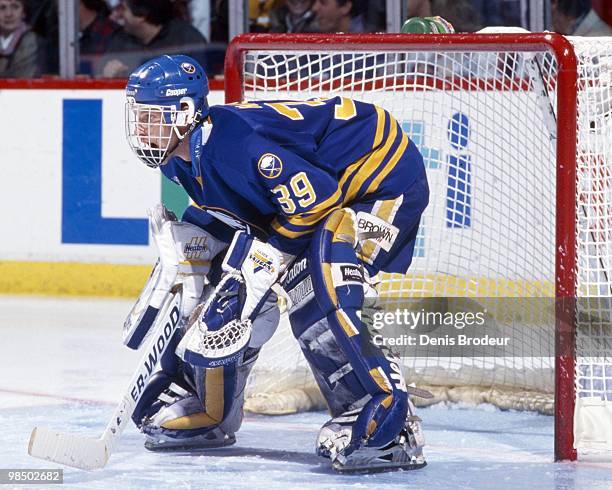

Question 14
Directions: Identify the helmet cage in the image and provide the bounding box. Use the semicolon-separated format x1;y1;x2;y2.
125;97;196;168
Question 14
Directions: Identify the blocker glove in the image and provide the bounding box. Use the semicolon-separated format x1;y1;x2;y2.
220;231;287;321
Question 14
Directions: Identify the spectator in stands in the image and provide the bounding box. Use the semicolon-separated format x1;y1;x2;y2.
189;0;210;40
405;0;428;18
79;0;121;74
405;0;483;32
311;0;366;33
0;0;45;77
101;0;207;77
269;0;317;33
107;0;124;24
551;0;612;36
250;0;278;32
27;0;57;74
364;2;386;32
469;0;522;28
210;0;229;42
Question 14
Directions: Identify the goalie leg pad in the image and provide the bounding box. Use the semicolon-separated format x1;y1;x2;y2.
123;204;229;350
133;348;259;450
284;209;415;462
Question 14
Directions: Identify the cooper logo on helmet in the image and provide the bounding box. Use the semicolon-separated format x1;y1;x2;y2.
165;88;188;97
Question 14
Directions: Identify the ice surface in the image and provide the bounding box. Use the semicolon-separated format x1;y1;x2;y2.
2;296;612;489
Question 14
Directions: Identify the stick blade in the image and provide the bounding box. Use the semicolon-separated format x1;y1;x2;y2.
28;427;109;470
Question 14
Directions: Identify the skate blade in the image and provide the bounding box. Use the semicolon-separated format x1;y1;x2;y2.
144;434;236;452
333;458;426;474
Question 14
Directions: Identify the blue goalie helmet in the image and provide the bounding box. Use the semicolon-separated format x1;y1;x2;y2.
125;55;210;168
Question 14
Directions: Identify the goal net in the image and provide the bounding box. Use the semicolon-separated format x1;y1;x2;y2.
224;33;612;460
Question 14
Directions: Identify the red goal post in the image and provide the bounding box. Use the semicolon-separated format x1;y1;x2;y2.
224;32;591;462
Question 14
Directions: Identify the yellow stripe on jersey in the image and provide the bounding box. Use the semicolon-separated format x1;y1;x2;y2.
365;130;409;196
299;149;371;219
270;219;315;238
271;107;405;239
283;107;388;222
372;106;386;148
344;114;398;204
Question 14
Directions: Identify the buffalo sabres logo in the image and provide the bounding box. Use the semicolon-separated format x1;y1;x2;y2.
257;153;283;179
181;62;196;74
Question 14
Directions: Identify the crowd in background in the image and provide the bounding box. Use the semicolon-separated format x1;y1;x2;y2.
0;0;610;78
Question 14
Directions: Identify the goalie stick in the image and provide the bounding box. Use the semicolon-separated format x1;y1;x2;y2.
28;291;183;470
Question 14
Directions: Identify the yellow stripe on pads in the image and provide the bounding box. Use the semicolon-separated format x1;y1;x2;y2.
161;412;220;430
0;261;151;297
336;309;359;337
179;260;211;267
369;367;393;393
162;366;225;430
357;196;403;266
204;366;225;421
381;394;394;408
322;263;338;307
323;210;344;234
323;210;356;245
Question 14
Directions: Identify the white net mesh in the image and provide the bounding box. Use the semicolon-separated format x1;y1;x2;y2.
232;37;612;432
572;39;612;450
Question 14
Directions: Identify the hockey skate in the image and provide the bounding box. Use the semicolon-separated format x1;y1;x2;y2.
143;426;236;452
316;413;426;473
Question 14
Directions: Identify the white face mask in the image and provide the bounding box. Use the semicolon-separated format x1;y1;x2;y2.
125;97;196;168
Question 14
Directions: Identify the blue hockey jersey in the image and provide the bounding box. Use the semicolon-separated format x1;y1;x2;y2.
161;96;425;256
